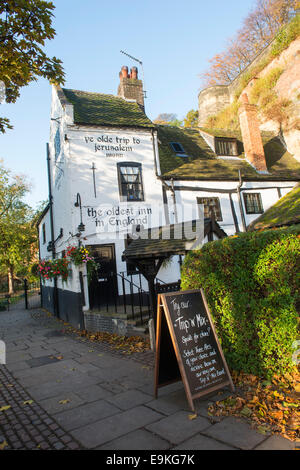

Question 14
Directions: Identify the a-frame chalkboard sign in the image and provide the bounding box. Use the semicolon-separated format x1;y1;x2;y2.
154;289;234;412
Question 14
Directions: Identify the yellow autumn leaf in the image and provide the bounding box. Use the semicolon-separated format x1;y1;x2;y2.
58;399;70;405
0;405;11;412
23;400;33;405
0;440;8;450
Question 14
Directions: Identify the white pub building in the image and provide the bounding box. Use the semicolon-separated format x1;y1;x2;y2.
37;66;300;331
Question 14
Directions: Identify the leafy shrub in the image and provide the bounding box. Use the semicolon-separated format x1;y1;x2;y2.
271;14;300;59
250;67;283;104
181;225;300;379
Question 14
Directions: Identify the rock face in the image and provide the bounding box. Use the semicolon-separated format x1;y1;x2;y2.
198;37;300;161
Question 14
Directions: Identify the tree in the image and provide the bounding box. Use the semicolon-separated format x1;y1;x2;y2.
183;109;199;128
153;113;183;127
0;0;65;133
0;163;37;293
0;162;28;219
200;0;298;87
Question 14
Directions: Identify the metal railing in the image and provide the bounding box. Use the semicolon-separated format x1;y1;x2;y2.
92;272;181;325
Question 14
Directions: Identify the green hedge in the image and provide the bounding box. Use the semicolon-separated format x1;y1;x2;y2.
181;225;300;379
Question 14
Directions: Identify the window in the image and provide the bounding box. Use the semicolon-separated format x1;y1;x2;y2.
215;138;238;156
170;142;188;157
117;162;144;202
243;193;264;214
42;223;46;244
197;197;223;221
170;142;185;153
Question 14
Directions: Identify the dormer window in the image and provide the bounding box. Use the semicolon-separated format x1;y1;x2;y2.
170;142;188;157
215;138;238;156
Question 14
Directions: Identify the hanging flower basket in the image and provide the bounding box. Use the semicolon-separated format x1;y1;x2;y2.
38;260;55;281
66;246;94;266
38;257;70;282
66;245;98;281
38;246;98;283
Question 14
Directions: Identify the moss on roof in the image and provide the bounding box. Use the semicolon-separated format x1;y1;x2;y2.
157;125;300;181
248;184;300;231
62;88;154;128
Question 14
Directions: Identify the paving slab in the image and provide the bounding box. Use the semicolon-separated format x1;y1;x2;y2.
145;410;212;445
97;428;171;450
39;392;86;414
203;416;267;450
74;384;114;402
27;374;101;401
173;433;236;450
105;389;153;410
70;405;163;448
54;400;121;431
254;435;296;450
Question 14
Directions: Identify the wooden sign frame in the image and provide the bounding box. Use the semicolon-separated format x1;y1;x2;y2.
154;289;234;412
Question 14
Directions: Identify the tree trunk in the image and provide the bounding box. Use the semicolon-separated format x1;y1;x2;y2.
7;266;14;294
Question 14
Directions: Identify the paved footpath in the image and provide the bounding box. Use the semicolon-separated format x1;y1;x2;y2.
0;306;297;451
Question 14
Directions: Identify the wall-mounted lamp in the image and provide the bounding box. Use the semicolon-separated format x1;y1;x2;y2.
74;193;85;233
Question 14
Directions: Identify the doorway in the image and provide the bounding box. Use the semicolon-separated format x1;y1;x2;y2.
87;244;118;311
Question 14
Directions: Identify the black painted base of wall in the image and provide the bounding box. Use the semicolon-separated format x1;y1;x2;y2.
41;285;84;330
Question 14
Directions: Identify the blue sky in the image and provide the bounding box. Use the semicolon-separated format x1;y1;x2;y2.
0;0;255;209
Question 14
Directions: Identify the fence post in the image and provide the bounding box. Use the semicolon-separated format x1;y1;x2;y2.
24;279;28;310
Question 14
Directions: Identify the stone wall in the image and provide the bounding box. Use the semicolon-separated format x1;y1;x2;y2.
83;311;128;336
198;86;230;127
198;36;300;160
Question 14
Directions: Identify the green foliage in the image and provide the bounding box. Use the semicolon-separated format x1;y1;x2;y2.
205;100;240;131
183;109;199;128
250;67;284;104
233;14;300;102
0;162;38;289
181;225;300;379
0;0;64;132
271;13;300;58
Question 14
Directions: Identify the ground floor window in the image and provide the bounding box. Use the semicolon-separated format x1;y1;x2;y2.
197;197;223;221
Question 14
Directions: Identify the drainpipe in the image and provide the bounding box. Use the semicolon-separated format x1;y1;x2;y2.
46;143;59;318
170;178;178;223
237;170;247;232
151;128;176;224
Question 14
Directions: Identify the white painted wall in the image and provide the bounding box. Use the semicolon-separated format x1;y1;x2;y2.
172;180;297;236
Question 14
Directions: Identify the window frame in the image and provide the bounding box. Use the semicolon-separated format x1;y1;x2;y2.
117;162;144;202
243;192;264;215
215;138;238;156
170;142;186;154
196;197;223;222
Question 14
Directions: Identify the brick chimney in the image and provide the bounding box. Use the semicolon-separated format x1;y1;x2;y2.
238;93;268;173
117;66;144;109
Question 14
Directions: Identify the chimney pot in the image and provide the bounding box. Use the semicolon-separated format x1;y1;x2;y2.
117;65;144;109
121;66;129;78
130;67;138;79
